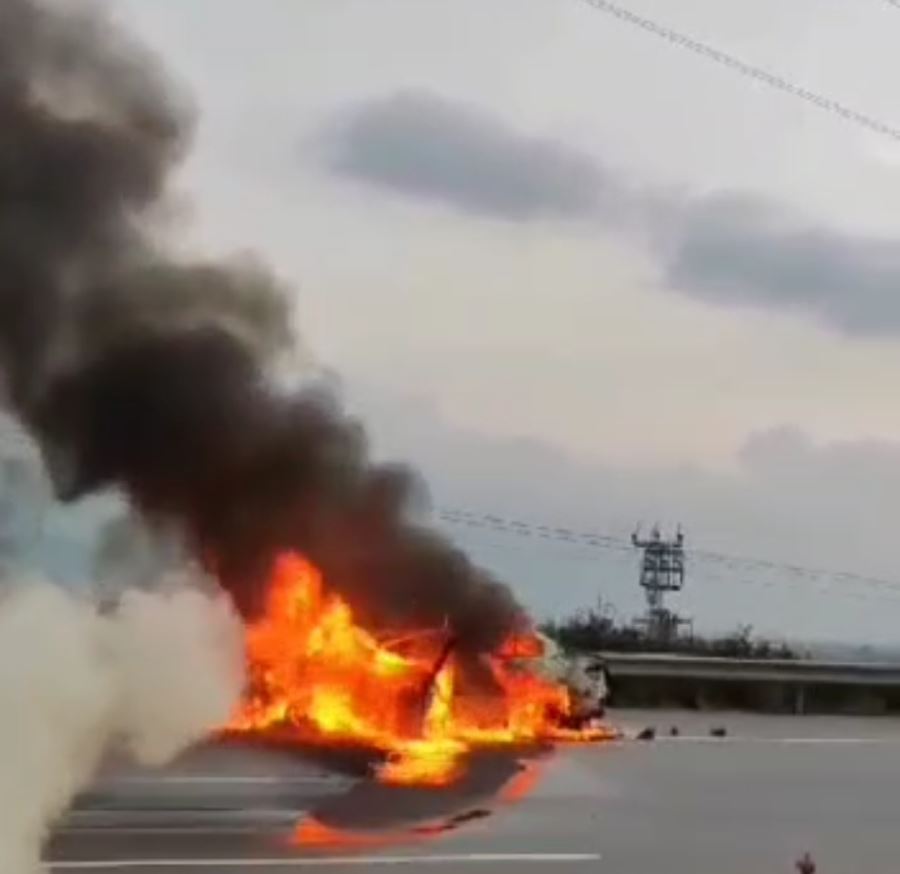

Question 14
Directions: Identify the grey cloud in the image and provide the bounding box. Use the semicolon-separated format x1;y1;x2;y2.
322;90;900;336
326;91;609;220
663;195;900;336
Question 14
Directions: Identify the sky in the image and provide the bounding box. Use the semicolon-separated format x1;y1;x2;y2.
11;0;900;645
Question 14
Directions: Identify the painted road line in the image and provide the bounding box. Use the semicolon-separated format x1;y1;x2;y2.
61;810;308;831
56;827;291;835
650;735;900;744
108;777;345;785
50;853;602;869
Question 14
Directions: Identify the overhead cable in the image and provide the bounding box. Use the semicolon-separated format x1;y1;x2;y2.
578;0;900;143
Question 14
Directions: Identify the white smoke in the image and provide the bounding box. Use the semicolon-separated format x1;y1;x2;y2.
0;573;244;873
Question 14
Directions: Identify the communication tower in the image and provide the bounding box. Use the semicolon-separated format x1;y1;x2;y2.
631;525;691;643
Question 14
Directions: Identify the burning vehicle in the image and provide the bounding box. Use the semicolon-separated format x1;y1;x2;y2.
225;553;616;788
525;633;609;724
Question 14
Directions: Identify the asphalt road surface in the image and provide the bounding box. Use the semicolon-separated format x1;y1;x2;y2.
47;710;900;874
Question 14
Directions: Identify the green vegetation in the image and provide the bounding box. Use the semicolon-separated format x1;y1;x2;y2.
542;600;797;660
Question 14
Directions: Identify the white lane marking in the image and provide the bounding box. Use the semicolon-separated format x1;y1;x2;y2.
65;807;308;817
61;806;321;836
50;852;601;869
108;777;343;785
56;828;286;835
651;735;900;745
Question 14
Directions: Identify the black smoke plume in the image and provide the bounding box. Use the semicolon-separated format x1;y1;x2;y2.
0;0;524;653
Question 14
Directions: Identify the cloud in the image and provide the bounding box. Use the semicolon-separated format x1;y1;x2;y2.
320;90;900;336
664;195;900;336
325;91;609;220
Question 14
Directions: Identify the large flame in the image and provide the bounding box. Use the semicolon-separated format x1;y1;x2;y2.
227;554;614;786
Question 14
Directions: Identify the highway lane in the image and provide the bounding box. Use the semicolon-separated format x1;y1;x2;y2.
47;711;900;873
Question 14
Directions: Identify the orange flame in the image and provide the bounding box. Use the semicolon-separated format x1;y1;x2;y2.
498;761;544;803
294;817;404;849
227;553;614;786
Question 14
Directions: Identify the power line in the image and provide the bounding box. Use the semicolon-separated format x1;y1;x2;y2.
577;0;900;143
436;508;632;554
436;506;900;596
463;535;634;566
469;530;900;606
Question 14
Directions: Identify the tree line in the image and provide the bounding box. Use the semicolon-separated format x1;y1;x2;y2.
542;600;797;660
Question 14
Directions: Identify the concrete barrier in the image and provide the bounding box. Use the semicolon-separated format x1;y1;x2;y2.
599;653;900;714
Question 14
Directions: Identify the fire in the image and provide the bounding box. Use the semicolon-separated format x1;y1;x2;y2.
227;553;614;786
294;818;403;849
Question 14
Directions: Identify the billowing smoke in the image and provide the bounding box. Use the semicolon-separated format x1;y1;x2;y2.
0;575;244;874
0;0;524;652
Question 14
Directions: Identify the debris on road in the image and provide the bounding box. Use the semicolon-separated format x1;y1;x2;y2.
795;851;816;873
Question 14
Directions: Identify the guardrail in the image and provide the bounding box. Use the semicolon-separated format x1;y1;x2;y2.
598;652;900;714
